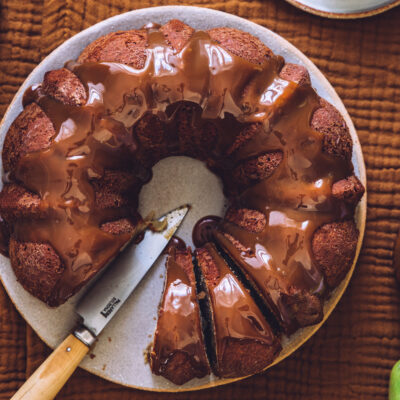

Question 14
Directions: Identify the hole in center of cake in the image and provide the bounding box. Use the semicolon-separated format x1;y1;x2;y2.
138;156;228;248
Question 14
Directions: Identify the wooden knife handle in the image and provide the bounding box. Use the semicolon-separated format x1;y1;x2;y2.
11;333;90;400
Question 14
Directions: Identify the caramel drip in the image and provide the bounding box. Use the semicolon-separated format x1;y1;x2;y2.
162;235;186;254
203;244;276;349
10;24;353;305
192;216;222;247
150;250;209;378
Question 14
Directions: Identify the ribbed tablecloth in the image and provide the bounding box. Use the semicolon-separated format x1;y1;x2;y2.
1;1;400;399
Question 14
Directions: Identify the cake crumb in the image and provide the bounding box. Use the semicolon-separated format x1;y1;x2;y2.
143;342;153;364
102;364;107;371
159;274;163;278
89;353;96;359
153;316;156;320
108;337;112;342
197;291;206;300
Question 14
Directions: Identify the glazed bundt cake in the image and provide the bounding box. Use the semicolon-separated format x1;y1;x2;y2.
0;19;364;383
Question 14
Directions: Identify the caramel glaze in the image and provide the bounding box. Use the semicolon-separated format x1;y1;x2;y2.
197;243;281;378
150;248;210;384
214;84;354;332
192;216;221;247
8;24;354;306
162;235;186;254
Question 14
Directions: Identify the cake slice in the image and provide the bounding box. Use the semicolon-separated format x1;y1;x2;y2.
215;207;324;334
195;243;281;378
150;247;210;385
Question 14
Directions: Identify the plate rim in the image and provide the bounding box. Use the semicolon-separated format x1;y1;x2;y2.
0;5;367;392
284;0;400;19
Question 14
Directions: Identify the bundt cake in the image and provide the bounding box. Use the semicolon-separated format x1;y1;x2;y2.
0;18;364;383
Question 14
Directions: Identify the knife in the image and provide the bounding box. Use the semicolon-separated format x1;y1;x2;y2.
11;205;189;400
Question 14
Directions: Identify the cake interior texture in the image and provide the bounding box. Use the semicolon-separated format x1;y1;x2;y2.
0;19;364;384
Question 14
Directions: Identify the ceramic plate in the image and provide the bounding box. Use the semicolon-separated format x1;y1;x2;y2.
285;0;400;18
0;6;366;392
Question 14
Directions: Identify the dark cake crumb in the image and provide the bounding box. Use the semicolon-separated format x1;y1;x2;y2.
233;150;283;187
91;170;138;210
279;63;311;86
2;102;55;172
0;183;45;222
100;218;137;235
312;220;358;288
332;175;365;205
78;29;148;69
42;68;87;106
9;239;64;305
225;207;266;233
208;27;273;65
311;98;353;160
227;123;263;156
160;19;195;52
281;287;323;327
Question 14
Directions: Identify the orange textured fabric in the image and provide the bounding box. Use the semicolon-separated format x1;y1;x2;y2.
1;1;400;399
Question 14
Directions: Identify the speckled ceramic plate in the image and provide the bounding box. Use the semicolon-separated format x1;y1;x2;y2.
0;6;366;392
285;0;400;18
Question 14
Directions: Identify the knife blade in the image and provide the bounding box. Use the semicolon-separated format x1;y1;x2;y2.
76;204;189;336
11;205;189;400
